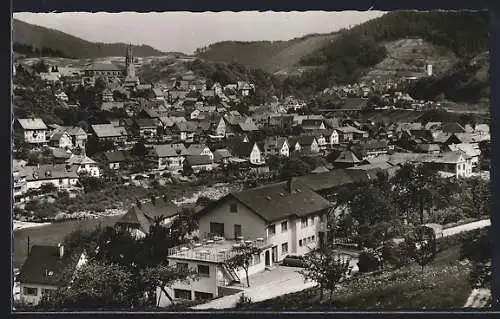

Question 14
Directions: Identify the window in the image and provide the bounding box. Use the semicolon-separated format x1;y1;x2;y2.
176;262;188;272
174;289;192;300
281;242;289;254
319;214;324;223
301;217;308;228
41;288;53;296
299;239;303;247
23;287;38;296
195;291;213;300
230;203;238;213
198;264;210;277
268;224;276;236
310;216;315;225
312;235;315;242
281;221;288;232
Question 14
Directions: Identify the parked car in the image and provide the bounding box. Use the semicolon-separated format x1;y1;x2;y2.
282;254;308;268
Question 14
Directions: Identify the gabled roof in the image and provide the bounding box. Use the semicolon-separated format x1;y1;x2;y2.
116;198;180;234
186;155;213;166
447;143;481;157
228;141;258;158
295;169;371;192
101;101;125;111
103;150;134;163
66;154;96;165
22;164;79;181
213;149;232;162
238;120;259;132
19;245;84;286
150;144;188;157
49;131;70;142
263;137;288;150
448;132;490;144
187;144;211;156
311;166;330;174
138;108;160;118
335;150;361;164
135;118;157;128
415;143;441;153
301;119;325;128
441;122;467;134
91;124;128;138
197;179;331;223
296;135;317;146
17;118;48;130
335;126;367;135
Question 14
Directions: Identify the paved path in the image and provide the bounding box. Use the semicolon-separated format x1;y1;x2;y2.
442;219;490;237
192;266;317;310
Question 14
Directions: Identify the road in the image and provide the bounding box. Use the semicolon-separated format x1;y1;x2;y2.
442;219;490;237
192;266;317;310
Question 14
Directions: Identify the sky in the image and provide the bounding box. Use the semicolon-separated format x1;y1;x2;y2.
14;11;385;54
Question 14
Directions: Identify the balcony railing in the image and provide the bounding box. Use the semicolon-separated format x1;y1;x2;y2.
167;236;271;263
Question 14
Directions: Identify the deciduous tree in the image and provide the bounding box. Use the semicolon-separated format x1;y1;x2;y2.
226;242;262;288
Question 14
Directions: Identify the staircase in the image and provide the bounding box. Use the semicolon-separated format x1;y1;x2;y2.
221;263;240;285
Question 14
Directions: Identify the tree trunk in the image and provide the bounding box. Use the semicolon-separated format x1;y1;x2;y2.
420;199;424;225
245;269;250;288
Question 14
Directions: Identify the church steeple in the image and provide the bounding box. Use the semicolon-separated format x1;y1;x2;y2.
125;43;135;78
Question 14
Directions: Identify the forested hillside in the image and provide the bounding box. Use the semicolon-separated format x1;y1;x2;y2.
13;19;165;59
195;33;338;74
282;10;488;96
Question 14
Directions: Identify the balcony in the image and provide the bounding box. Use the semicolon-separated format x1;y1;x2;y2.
167;237;271;263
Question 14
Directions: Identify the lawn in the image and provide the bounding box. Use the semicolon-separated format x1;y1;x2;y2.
242;244;472;310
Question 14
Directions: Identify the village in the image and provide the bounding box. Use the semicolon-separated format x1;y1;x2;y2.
12;43;492;310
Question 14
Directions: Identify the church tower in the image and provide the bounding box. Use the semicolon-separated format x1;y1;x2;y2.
125;43;135;77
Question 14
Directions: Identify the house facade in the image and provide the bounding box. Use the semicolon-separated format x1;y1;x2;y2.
65;155;101;177
19;245;87;306
49;131;72;149
148;144;188;171
21;164;80;191
15;118;48;145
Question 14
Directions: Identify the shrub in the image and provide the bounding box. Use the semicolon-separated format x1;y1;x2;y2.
382;241;411;268
235;293;252;308
357;249;381;273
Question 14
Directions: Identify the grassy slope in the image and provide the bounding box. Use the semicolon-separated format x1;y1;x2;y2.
244;244;471;310
197;33;338;74
13;19;165;58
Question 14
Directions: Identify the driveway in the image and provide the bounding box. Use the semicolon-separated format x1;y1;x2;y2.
442;219;490;237
192;266;317;310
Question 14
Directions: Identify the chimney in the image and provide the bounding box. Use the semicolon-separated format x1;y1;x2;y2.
287;178;294;194
58;243;64;259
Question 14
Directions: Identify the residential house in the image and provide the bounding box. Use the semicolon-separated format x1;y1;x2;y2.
228;141;265;165
14;118;48;145
295;169;371;200
262;137;290;158
445;143;481;168
101;150;135;170
292;135;320;154
211;83;223;96
18;244;87;306
172;122;196;142
474;124;490;136
147;144;188;171
116;197;180;239
49;131;72;149
90;124;128;144
334;150;361;168
335;126;369;143
65;154;100;177
136;108;161;125
54;91;69;102
301;119;326;131
134;118;158;139
187;144;214;161
21;164;80;191
445;132;490;146
157;179;331;306
186;155;216;173
237;81;254;96
351;140;389;160
210;117;226;137
213;149;232;165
